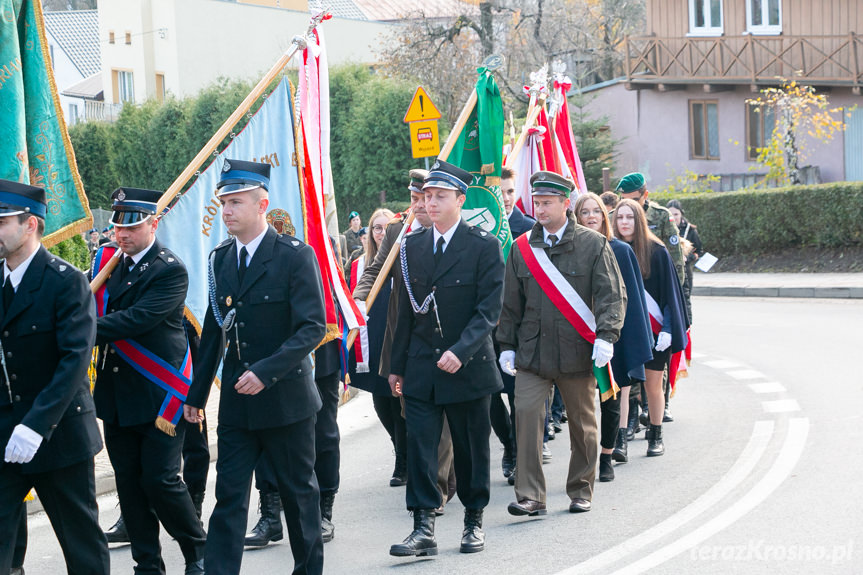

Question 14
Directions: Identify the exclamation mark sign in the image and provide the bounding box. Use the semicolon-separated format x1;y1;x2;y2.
419;95;424;117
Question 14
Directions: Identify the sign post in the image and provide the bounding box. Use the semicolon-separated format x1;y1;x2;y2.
404;86;442;159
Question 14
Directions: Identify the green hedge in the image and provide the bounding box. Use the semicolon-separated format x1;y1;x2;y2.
651;182;863;255
48;234;91;271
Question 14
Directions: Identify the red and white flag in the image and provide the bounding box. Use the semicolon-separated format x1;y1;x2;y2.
551;76;588;195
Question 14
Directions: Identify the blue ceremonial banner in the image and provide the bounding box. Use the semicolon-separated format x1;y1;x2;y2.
156;77;304;332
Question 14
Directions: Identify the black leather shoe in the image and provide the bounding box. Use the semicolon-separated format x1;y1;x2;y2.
599;454;614;482
552;420;562;434
647;424;665;457
639;408;650;428
184;559;205;575
390;454;407;487
390;510;437;557
244;490;283;547
10;567;24;575
104;514;130;544
663;405;674;422
507;499;547;516
612;428;628;463
460;509;485;553
569;498;592;513
321;492;335;543
507;466;516;486
434;506;445;516
501;448;515;479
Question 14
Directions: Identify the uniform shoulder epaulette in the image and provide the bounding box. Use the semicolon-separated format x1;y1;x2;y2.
156;247;181;264
276;233;305;249
468;225;493;240
211;237;233;254
46;255;75;274
405;226;427;238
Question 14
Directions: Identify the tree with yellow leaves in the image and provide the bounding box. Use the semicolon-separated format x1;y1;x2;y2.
747;80;846;186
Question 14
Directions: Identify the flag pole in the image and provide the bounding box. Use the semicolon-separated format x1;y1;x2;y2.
345;86;480;349
90;13;329;293
504;95;544;168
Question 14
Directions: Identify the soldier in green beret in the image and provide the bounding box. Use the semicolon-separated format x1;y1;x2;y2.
616;173;685;286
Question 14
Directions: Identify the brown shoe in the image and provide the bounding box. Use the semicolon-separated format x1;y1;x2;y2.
507;499;547;517
569;498;591;513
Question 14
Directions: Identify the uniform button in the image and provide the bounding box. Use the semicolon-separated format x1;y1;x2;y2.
10;374;16;381
297;368;302;374
264;295;269;301
238;322;245;328
31;325;37;331
432;285;437;290
482;355;487;360
14;395;20;402
2;331;8;337
456;279;460;284
241;342;248;349
243;362;250;369
76;406;82;413
50;424;57;429
434;348;441;354
271;377;277;383
112;367;119;373
110;309;115;313
110;348;116;354
5;352;11;358
237;301;243;307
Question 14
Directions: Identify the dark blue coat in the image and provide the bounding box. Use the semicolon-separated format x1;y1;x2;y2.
507;207;535;238
390;220;504;404
608;239;653;385
643;242;689;353
348;274;392;396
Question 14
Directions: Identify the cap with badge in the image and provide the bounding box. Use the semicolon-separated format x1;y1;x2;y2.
423;160;473;194
0;179;47;219
529;171;575;198
408;169;429;195
216;159;270;197
110;187;161;227
616;172;646;194
348;211;360;221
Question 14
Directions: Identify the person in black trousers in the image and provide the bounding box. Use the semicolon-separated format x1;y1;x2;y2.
184;160;326;575
389;161;505;557
0;179;109;575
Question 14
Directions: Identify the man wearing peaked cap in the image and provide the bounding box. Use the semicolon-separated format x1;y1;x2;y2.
389;157;505;557
184;159;327;575
0;179;110;574
352;168;458;512
498;169;625;518
93;186;206;574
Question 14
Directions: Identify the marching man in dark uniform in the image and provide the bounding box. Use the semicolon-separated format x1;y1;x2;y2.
0;179;109;574
183;159;327;575
388;160;505;557
498;172;625;517
93;187;206;575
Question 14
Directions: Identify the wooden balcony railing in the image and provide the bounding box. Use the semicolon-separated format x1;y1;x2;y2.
625;34;863;88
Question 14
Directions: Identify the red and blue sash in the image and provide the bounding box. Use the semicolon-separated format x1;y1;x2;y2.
93;246;192;436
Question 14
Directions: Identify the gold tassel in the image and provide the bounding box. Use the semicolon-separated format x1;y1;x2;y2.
154;416;177;437
24;489;35;502
484;176;501;187
480;162;495;175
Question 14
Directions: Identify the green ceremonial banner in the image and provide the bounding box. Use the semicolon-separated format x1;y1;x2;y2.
447;68;513;259
0;0;92;245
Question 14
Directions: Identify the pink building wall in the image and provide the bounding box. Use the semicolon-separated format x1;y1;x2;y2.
583;81;858;189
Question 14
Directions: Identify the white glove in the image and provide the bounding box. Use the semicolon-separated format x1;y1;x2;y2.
655;331;672;352
592;338;614;368
498;350;517;376
355;299;369;322
5;424;43;464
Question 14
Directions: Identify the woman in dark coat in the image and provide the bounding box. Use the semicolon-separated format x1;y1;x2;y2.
574;193;653;481
347;209;407;486
613;199;688;457
666;200;703;323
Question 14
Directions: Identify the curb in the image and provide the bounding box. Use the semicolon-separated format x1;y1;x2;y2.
693;286;863;299
26;385;362;515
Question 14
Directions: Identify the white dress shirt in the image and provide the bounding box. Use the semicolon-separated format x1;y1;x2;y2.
3;244;40;291
237;226;268;267
542;219;568;247
432;221;459;254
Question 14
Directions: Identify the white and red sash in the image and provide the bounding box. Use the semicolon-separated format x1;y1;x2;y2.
644;291;664;335
349;256;370;373
515;231;596;344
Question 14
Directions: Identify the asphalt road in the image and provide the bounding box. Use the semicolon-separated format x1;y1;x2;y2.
20;296;862;574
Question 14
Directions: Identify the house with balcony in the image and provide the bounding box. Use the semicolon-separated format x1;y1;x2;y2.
582;0;863;189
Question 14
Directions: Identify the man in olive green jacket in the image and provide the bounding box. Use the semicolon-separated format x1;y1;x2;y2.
497;171;626;518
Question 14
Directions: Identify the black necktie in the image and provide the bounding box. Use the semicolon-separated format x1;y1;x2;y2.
435;236;445;266
548;234;559;248
120;256;134;280
238;246;248;283
3;275;13;313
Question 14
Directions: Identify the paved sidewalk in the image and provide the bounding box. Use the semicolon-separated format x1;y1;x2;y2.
693;272;863;299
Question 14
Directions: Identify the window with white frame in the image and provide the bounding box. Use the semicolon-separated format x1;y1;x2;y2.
117;70;134;103
746;0;782;35
689;0;723;36
68;103;79;125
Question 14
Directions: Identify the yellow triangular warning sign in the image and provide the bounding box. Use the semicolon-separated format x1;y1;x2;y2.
404;86;442;123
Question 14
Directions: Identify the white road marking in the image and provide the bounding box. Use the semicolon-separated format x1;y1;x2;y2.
556;420;775;575
726;369;766;380
609;418;809;575
689;351;707;359
702;359;742;369
748;382;786;394
762;399;801;413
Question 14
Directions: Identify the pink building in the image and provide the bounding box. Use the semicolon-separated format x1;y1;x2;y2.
583;0;863;190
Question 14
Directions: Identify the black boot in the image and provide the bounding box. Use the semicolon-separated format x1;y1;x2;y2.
612;429;628;463
663;380;674;422
647;424;665;457
460;508;485;553
104;513;130;544
639;388;650;427
321;492;335;543
390;453;407;487
501;445;515;479
390;510;437;557
598;453;614;482
626;396;641;441
244;490;283;547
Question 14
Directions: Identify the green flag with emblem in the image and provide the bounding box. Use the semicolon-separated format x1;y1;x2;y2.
446;68;513;259
0;0;92;245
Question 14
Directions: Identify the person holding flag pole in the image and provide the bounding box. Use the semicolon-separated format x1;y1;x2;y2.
497;171;626;517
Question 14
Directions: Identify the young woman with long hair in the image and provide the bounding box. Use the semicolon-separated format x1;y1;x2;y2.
574;194;653;479
611;199;688;457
